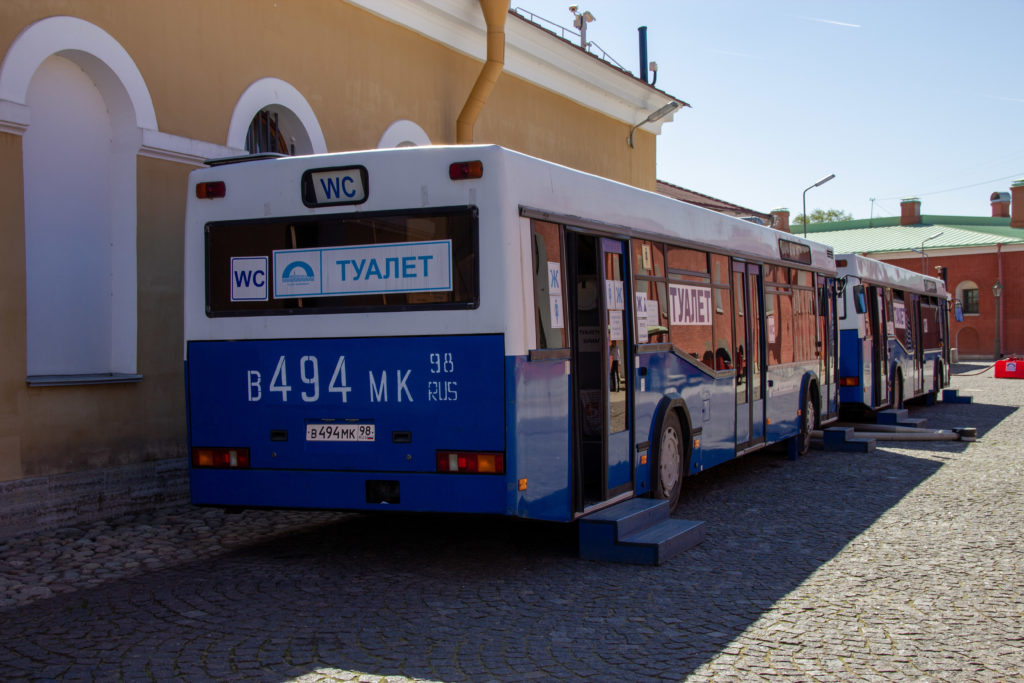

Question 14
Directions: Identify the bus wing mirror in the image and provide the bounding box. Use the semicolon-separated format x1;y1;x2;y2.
853;285;867;315
954;299;964;323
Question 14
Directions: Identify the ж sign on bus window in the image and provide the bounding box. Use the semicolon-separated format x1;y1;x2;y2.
273;240;453;299
548;262;564;329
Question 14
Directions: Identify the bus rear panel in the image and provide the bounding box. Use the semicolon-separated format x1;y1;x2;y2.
187;334;507;513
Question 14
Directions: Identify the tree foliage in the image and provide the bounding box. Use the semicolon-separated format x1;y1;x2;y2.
792;208;852;226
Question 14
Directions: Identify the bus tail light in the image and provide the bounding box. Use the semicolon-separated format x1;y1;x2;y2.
840;376;860;387
192;447;250;468
436;450;505;474
196;181;226;199
449;161;483;180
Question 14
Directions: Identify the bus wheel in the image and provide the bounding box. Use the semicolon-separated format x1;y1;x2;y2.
653;411;684;513
799;389;816;456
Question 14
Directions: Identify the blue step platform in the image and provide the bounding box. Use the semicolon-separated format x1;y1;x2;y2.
942;388;973;404
578;498;705;566
876;408;926;428
822;426;876;453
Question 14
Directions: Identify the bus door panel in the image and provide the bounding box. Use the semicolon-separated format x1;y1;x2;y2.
732;261;765;450
602;238;632;495
565;232;633;512
910;293;924;395
870;286;888;407
818;275;838;418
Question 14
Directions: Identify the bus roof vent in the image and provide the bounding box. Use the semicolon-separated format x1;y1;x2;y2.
826;248;834;258
204;153;288;167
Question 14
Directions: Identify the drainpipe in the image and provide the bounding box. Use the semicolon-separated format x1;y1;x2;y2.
456;0;509;144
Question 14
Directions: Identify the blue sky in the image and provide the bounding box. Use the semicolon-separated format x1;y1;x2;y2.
517;1;1024;220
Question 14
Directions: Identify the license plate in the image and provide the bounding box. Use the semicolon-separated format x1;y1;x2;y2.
306;423;375;442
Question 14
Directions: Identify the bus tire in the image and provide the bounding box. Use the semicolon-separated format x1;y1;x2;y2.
799;387;816;456
653;410;685;513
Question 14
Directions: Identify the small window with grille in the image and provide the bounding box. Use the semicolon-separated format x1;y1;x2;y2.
245;109;294;155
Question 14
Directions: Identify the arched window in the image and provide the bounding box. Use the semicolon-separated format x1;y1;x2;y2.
377;119;431;148
228;78;326;156
2;17;155;382
955;280;979;315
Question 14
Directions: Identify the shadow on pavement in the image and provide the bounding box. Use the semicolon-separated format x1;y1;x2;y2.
0;437;947;682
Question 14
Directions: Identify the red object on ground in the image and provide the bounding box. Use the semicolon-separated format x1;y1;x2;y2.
994;357;1024;379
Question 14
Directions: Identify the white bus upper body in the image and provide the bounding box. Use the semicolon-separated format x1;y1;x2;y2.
185;145;835;354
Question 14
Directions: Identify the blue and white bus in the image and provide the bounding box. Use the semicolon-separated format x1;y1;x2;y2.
836;254;951;412
184;145;838;521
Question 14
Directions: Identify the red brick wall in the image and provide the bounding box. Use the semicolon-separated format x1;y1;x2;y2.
875;250;1024;359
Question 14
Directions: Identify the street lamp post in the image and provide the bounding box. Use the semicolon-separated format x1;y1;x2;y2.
802;173;836;238
920;231;944;272
626;101;681;148
993;280;1003;359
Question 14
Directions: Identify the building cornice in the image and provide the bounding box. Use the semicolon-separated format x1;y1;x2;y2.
345;0;684;133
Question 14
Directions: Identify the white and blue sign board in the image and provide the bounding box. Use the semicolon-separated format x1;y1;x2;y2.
230;257;269;302
302;166;368;207
273;240;453;299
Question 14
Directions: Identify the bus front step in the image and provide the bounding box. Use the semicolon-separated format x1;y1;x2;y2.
876;409;926;428
818;427;877;453
942;389;973;404
578;498;706;566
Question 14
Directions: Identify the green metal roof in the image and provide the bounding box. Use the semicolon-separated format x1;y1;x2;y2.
803;215;1024;254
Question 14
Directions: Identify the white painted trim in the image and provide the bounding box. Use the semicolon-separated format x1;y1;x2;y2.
346;0;681;131
377;119;432;148
0;16;157;129
227;78;327;153
0;99;30;134
139;129;243;166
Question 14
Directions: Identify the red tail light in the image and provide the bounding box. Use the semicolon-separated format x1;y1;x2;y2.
840;376;860;387
196;181;226;199
192;447;250;468
449;161;483;180
436;451;504;474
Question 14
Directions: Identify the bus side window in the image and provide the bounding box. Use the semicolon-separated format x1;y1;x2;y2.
633;240;668;344
531;220;568;349
853;284;867;314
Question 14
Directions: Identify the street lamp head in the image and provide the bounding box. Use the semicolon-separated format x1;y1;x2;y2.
812;173;836;189
627;101;682;148
993;280;1003;297
802;172;836;238
644;101;681;124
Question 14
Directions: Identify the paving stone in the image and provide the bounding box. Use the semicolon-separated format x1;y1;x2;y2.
0;363;1021;681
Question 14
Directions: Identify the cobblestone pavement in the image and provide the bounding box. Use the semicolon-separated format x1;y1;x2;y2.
1;363;1022;681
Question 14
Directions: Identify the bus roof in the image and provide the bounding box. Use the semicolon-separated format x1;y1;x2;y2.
835;253;947;297
189;144;836;275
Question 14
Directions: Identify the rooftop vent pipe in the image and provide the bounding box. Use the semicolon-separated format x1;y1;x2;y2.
457;0;509;144
639;26;648;83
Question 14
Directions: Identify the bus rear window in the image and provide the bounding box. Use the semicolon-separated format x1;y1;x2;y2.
205;208;477;316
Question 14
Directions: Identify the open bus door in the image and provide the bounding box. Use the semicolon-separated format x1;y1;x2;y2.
732;261;765;451
566;232;634;512
910;293;925;395
817;275;839;419
869;285;889;407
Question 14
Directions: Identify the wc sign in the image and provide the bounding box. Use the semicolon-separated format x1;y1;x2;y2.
230;257;268;301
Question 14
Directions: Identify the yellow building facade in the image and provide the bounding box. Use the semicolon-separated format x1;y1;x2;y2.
0;0;682;536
